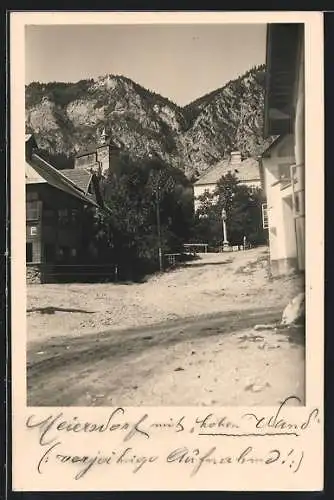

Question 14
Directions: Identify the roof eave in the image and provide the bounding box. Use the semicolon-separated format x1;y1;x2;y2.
264;23;302;138
263;24;271;139
30;154;99;208
194;180;216;186
60;168;94;195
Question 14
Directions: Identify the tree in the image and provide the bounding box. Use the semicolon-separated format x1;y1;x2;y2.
97;153;193;280
192;172;266;247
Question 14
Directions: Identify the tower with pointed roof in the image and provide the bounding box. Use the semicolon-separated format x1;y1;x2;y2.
74;126;120;177
99;127;107;146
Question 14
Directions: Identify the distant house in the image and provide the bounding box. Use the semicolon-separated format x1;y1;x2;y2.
25;134;107;284
193;151;262;212
261;23;305;275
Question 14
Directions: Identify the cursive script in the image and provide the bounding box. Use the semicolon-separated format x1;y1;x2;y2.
242;396;321;435
166;444;305;476
23;397;320;482
36;441;305;480
26;407;150;446
37;442;159;479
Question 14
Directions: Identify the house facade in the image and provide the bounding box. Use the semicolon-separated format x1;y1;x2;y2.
261;23;305;275
193;151;262;213
25;134;106;284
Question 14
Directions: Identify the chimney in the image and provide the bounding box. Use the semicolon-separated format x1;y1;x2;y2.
230;151;242;165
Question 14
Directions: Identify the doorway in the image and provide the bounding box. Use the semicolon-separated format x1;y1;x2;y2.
282;195;297;260
26;242;33;263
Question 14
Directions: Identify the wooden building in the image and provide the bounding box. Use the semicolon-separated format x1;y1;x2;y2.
25;134;107;284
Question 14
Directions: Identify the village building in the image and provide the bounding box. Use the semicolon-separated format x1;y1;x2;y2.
25;133;107;284
193;151;262;213
73;127;120;178
261;23;305;276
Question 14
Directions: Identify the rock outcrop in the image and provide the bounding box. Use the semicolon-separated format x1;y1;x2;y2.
25;66;273;177
281;292;305;326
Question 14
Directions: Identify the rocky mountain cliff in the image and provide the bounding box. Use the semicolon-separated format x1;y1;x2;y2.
25;65;272;177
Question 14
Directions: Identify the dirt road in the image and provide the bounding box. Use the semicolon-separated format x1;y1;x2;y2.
27;247;305;406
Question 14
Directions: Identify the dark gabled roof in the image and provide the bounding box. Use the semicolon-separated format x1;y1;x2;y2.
237;158;261;182
194;159;230;185
75;145;98;158
194;157;260;186
75;139;120;158
26;153;99;207
59;168;93;194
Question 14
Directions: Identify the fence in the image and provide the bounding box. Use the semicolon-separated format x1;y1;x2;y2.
183;243;208;254
41;263;118;283
184;242;252;254
164;253;182;267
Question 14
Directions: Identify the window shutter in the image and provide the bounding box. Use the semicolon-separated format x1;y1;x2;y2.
262;203;269;229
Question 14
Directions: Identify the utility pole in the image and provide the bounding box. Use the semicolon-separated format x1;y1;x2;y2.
149;153;164;272
156;185;163;272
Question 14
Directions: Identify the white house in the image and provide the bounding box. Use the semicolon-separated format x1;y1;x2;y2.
193;151;262;212
261;23;305;275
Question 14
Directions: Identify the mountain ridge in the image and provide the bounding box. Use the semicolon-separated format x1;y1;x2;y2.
25;65;272;177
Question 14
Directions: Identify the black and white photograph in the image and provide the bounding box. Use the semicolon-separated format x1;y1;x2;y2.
23;20;307;408
9;10;325;492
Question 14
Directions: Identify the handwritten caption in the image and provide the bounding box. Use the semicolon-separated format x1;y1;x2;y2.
25;396;321;480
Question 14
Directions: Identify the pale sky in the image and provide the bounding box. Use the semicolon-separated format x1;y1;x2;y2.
25;24;266;106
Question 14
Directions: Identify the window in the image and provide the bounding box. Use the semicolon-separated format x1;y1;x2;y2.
71;209;79;223
26;192;38;201
262;203;269;229
26;242;33;263
56;246;70;261
26;201;39;220
57;247;64;258
58;208;69;224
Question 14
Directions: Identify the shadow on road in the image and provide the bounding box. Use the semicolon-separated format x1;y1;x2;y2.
27;306;291;383
181;259;233;269
27;306;95;314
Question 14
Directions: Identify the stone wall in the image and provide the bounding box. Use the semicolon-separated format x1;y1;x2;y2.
26;264;42;284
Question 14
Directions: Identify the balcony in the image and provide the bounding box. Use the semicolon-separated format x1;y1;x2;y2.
279;163;292;190
280;177;292;190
